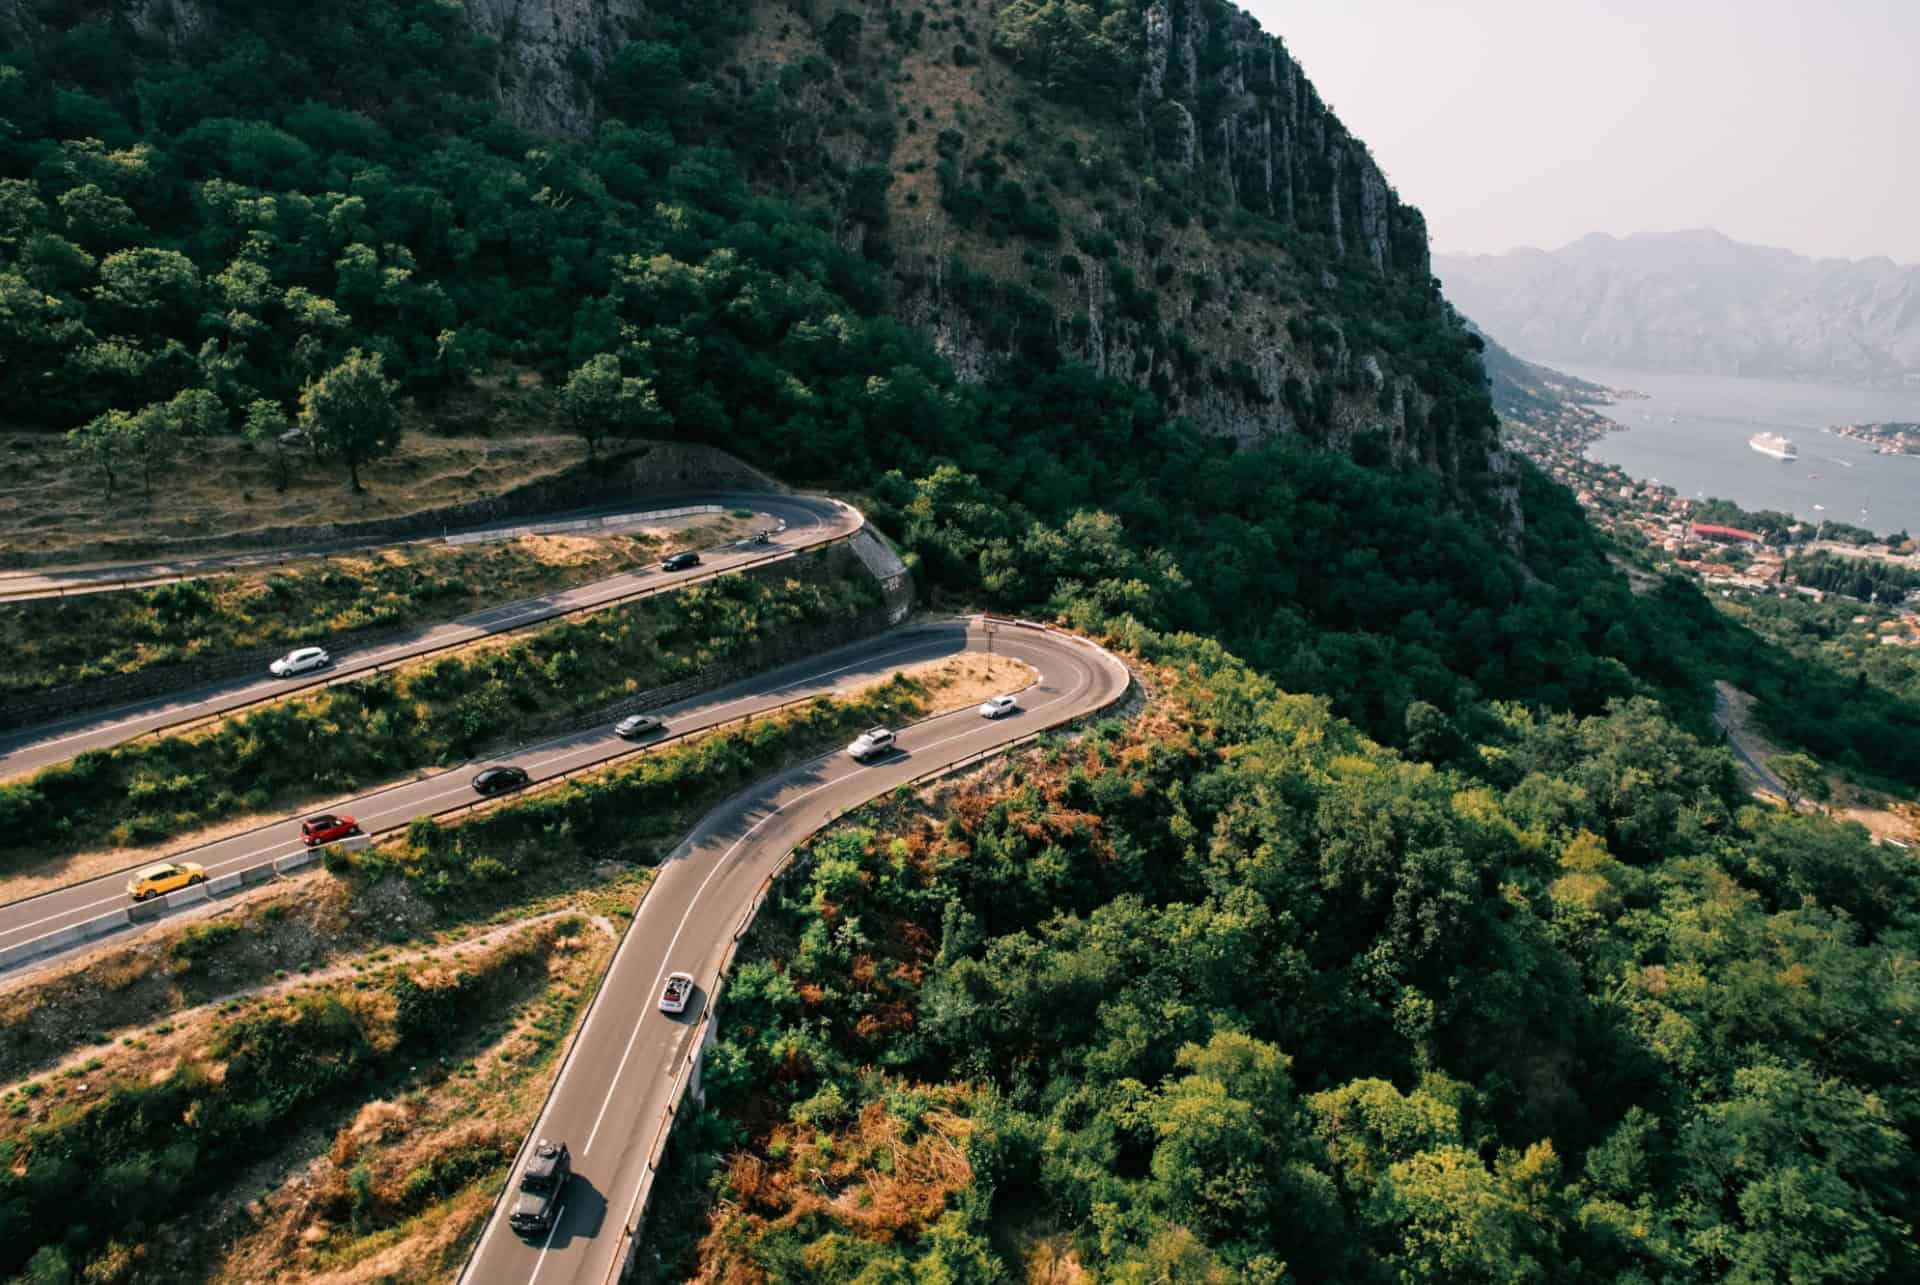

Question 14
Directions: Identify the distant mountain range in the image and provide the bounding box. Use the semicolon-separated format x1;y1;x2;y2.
1436;230;1920;384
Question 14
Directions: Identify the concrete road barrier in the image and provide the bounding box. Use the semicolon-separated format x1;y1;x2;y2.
445;505;723;546
274;850;319;875
240;865;276;887
206;872;243;894
164;884;210;910
75;908;132;941
0;908;132;971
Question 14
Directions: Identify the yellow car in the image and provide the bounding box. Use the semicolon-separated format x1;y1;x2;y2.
126;861;206;901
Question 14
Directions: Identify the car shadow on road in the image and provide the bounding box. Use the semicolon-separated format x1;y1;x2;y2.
552;1176;609;1249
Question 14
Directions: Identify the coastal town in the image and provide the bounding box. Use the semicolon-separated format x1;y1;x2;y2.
1500;395;1920;646
1831;421;1920;455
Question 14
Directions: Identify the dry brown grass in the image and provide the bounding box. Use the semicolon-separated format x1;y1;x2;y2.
894;652;1037;715
210;922;618;1284
0;852;640;1091
696;1083;982;1279
0;423;589;564
0;910;618;1282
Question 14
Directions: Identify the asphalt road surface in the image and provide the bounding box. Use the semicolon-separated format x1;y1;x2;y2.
0;493;858;779
457;621;1129;1285
0;619;1040;951
0;493;821;600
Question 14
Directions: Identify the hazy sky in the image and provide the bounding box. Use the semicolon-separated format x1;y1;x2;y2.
1243;0;1920;263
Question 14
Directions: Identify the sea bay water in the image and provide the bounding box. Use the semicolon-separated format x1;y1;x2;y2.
1556;363;1920;537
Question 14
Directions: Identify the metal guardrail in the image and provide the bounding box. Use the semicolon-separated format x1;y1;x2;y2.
0;683;867;974
0;504;743;601
595;617;1134;1282
46;532;855;756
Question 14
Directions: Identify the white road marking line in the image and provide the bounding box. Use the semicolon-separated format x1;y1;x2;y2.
524;1201;567;1285
581;770;845;1155
4;625;944;936
6;509;847;760
584;669;1074;1156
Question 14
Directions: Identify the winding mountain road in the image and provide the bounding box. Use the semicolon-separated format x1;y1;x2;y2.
0;493;859;779
0;492;1132;1285
457;619;1129;1285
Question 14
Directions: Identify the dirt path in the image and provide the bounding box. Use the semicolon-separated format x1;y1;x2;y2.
1713;679;1919;846
1608;553;1663;596
3;908;612;1093
1712;681;1791;800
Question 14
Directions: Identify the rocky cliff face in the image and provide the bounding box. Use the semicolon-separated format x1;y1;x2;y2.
708;0;1500;483
1439;230;1920;385
404;0;1492;481
460;0;638;135
1139;1;1412;275
103;0;638;135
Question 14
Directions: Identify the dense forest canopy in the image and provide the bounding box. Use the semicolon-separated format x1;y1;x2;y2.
641;632;1920;1283
0;2;1917;1282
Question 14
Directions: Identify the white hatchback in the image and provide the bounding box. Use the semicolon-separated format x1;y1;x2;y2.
270;646;330;677
979;695;1018;719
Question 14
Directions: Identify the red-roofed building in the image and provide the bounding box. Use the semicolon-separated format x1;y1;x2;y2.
1691;522;1764;545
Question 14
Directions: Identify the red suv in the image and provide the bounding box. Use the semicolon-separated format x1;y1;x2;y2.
301;814;360;847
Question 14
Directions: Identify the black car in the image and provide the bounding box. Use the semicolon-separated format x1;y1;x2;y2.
662;551;701;571
509;1138;571;1235
615;714;665;739
472;765;531;796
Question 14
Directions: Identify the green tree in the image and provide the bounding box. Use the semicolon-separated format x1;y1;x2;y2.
244;399;295;491
1769;751;1831;812
126;403;180;497
1143;1033;1297;1234
1676;1064;1910;1284
19;1244;72;1285
55;182;140;250
299;348;400;492
93;246;199;337
67;410;132;497
1370;1143;1562;1283
160;386;225;437
560;353;660;457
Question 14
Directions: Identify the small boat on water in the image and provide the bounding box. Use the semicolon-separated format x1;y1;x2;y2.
1750;432;1797;460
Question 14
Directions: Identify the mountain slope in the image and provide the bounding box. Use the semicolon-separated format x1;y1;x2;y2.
623;0;1501;479
1437;229;1920;383
1466;317;1615;425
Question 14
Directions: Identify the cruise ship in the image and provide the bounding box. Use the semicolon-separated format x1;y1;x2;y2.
1749;432;1797;460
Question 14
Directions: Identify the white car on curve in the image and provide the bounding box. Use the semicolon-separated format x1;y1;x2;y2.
659;972;695;1014
846;727;897;761
979;695;1018;719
